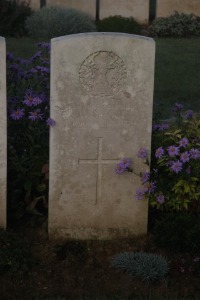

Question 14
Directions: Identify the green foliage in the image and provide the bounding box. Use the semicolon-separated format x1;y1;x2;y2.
153;213;200;252
0;0;32;37
0;228;33;272
150;12;200;37
96;15;141;34
25;6;96;39
111;252;169;282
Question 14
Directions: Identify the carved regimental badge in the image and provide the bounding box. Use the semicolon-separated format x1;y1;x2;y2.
79;51;127;97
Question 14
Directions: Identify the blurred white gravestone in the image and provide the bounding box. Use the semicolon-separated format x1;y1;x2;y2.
0;37;7;229
49;33;155;239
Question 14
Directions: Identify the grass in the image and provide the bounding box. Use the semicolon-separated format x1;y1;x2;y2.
154;38;200;118
5;36;200;118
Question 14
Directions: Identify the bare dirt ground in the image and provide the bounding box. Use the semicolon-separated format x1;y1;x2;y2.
1;224;200;300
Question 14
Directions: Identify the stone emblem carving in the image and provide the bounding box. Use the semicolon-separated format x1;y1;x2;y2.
79;51;127;97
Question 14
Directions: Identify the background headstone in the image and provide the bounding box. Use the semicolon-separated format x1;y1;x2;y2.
49;33;155;239
46;0;96;19
0;37;7;229
99;0;149;24
156;0;200;18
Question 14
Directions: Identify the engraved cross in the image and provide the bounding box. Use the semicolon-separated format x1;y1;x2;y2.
78;137;120;205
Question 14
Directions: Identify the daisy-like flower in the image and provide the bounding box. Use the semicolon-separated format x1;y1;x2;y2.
179;138;189;148
115;163;126;175
155;147;164;159
28;109;43;121
171;160;183;173
167;145;179;157
189;148;200;159
180;151;190;163
10;108;25;120
137;148;147;159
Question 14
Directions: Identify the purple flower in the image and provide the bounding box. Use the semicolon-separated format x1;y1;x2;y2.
138;148;147;159
158;124;170;131
119;158;132;169
141;171;150;184
136;188;146;200
155;147;164;159
152;124;160;131
23;90;34;106
167;145;179;157
157;194;165;204
46;118;56;127
180;151;190;163
10;108;25;120
180;266;185;273
148;181;156;194
28;109;43;121
172;103;184;112
184;110;194;119
35;66;50;73
32;96;43;106
171;160;183;173
37;42;50;50
179;138;189;148
115;163;126;175
189;148;200;159
23;90;43;106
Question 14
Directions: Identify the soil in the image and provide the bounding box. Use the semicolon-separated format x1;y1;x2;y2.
1;222;200;300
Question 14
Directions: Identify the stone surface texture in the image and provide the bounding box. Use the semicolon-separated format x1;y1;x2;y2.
46;0;96;19
99;0;149;24
156;0;200;17
49;33;155;239
0;37;7;228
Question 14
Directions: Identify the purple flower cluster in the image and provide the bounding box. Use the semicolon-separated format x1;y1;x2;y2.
8;44;55;127
152;123;170;131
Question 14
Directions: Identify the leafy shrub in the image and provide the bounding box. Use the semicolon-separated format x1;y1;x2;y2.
150;12;200;37
116;103;200;212
0;228;33;272
111;252;169;282
153;213;200;252
25;6;96;39
96;15;141;34
0;0;32;37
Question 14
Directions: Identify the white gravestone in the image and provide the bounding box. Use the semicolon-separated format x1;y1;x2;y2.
49;33;155;239
0;37;7;229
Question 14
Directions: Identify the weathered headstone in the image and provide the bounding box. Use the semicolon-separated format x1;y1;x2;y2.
99;0;149;24
0;37;7;229
49;33;155;239
156;0;200;18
